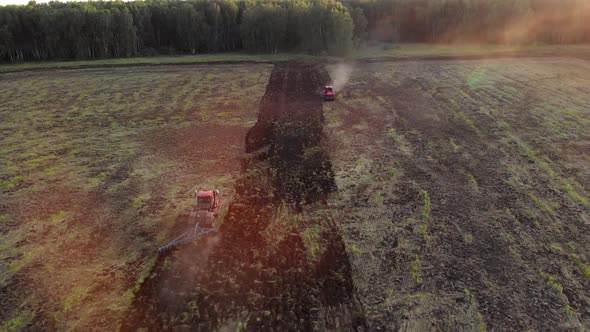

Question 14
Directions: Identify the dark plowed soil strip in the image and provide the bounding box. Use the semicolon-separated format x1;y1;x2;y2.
122;63;365;331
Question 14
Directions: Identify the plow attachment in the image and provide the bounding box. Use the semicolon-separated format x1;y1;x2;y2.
158;225;216;253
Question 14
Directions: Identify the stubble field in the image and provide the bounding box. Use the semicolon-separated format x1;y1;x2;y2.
324;58;590;330
0;64;272;329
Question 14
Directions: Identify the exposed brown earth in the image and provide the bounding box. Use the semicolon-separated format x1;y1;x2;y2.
0;64;271;330
3;57;589;331
123;63;365;331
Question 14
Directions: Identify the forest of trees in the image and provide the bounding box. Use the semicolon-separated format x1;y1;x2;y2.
1;0;589;63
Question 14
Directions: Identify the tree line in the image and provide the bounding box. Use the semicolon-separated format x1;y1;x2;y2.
0;0;354;62
1;0;589;63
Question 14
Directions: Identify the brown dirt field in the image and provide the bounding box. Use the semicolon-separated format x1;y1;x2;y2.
3;56;590;331
123;62;365;331
324;58;590;331
0;64;272;330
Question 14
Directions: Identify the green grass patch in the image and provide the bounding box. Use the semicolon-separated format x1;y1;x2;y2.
417;224;428;239
420;190;431;221
386;127;412;156
579;262;590;279
49;210;70;223
63;286;90;313
467;173;479;192
565;304;576;319
0;175;25;191
454;111;477;131
302;224;322;260
24;155;57;168
7;251;35;281
448;138;460;152
549;243;564;255
448;98;461;110
411;255;423;286
540;272;564;293
131;194;151;209
464;288;472;298
503;132;556;178
237;321;248;331
535;158;555;178
40;166;59;177
213;176;230;189
383;288;395;306
528;192;557;217
467;66;489;89
388;168;398;177
564;183;589;207
108;259;157;313
0;53;318;73
348;244;362;257
463;288;487;331
375;191;384;206
2;312;33;331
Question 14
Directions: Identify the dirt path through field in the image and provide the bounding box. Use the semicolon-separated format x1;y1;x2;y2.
122;63;364;331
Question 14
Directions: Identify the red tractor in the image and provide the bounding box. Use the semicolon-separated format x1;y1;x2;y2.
322;85;335;101
189;190;220;229
158;189;220;252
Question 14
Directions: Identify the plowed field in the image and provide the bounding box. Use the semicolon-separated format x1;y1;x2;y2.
2;56;589;331
324;58;590;330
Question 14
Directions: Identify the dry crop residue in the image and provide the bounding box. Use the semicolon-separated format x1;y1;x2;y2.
324;58;590;331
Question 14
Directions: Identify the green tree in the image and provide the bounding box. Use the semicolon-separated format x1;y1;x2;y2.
351;7;368;46
111;7;136;57
241;3;287;53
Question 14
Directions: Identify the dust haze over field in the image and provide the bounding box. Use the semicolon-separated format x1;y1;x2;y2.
329;62;353;92
362;0;590;45
486;2;590;45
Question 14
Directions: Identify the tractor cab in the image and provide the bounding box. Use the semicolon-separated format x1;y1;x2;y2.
196;190;220;213
322;85;335;101
191;190;220;229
